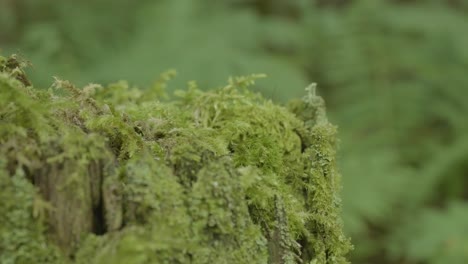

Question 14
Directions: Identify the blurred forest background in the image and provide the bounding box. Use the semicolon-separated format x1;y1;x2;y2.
1;0;468;263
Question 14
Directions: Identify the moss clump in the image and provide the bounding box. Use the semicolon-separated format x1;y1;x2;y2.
0;55;352;263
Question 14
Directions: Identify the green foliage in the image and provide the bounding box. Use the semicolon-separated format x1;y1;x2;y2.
388;202;468;264
0;0;307;100
299;2;468;263
0;55;351;263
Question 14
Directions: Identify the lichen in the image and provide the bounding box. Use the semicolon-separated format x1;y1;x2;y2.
0;55;351;263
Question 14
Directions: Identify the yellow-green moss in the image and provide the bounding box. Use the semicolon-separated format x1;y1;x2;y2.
0;55;352;263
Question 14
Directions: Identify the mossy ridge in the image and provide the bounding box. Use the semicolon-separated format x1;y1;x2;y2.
0;55;351;263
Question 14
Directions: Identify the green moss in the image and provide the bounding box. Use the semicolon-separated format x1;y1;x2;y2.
0;165;63;264
0;55;351;263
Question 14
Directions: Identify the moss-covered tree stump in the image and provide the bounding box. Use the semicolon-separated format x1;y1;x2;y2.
0;55;352;264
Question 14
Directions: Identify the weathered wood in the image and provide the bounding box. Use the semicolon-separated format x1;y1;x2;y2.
33;159;103;256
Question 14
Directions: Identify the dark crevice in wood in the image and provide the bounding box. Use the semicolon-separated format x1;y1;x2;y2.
92;196;106;235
